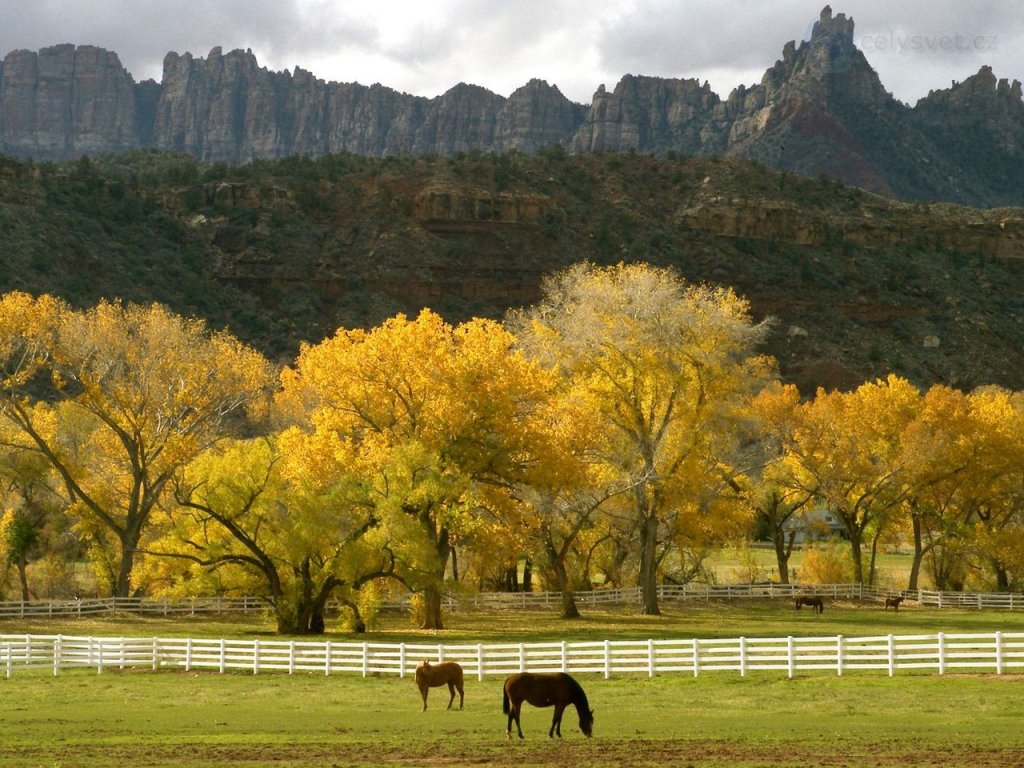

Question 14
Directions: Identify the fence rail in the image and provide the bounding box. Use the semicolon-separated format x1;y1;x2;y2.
1;584;1023;619
2;631;1023;680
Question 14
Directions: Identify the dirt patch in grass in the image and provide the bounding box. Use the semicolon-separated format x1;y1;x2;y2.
5;739;1022;768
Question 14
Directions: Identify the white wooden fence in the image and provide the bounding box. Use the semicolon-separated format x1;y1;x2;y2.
2;631;1023;680
2;584;1023;619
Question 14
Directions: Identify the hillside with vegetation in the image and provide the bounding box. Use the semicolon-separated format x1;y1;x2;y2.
2;149;1023;394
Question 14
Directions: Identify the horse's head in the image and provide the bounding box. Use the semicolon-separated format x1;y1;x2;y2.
579;708;594;738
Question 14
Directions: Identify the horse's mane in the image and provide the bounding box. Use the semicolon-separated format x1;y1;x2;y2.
564;674;591;714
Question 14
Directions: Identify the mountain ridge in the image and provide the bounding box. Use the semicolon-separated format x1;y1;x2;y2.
1;6;1022;206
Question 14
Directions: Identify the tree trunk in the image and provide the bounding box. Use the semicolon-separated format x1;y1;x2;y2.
545;541;580;619
113;540;136;598
867;529;882;587
908;513;923;591
420;586;445;630
772;528;793;584
17;558;30;602
418;514;450;630
993;560;1011;591
638;514;660;615
849;530;865;585
522;558;533;592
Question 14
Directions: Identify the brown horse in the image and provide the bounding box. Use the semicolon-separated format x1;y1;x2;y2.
415;660;464;711
502;672;593;739
884;595;904;611
795;596;824;614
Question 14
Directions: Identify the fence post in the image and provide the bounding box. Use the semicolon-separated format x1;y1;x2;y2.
399;643;406;679
604;640;611;679
53;635;61;677
253;639;260;675
836;635;844;677
692;638;700;678
560;641;567;673
361;642;368;677
647;639;656;678
887;634;895;677
477;644;484;681
152;637;159;671
4;643;10;678
324;640;331;677
518;643;526;673
995;632;1004;675
739;637;747;678
787;636;795;679
219;639;226;674
937;632;945;675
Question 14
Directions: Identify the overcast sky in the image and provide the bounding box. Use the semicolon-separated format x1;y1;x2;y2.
1;1;1021;106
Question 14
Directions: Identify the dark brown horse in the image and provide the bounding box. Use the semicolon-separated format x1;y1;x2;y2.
415;660;464;711
884;595;904;611
502;672;593;739
795;596;824;614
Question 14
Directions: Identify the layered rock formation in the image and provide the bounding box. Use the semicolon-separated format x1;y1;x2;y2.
1;7;1022;206
0;44;140;158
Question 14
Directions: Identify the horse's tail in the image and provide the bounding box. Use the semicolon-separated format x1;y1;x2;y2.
502;687;510;715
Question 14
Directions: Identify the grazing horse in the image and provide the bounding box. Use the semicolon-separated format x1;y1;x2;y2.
795;596;824;614
502;672;593;739
415;660;464;711
885;595;904;611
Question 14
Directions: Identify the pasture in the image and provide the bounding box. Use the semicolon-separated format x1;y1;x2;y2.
3;601;1024;766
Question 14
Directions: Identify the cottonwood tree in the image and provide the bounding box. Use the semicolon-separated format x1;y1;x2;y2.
514;384;623;619
734;383;813;584
0;418;69;600
509;263;772;615
0;293;275;597
781;375;920;585
279;310;552;629
154;436;392;634
956;387;1024;590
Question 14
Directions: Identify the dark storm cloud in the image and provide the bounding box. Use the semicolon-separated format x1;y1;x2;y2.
596;0;1024;104
0;1;1021;105
0;0;381;81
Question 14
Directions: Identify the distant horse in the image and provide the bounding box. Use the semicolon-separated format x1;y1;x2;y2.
884;595;904;611
502;672;593;739
795;596;824;614
415;660;464;711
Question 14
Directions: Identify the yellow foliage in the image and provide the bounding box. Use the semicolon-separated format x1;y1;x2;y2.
799;540;856;584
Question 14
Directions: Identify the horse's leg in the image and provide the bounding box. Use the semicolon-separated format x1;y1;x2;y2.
510;703;524;739
456;681;464;710
446;681;455;710
549;704;565;738
419;682;428;711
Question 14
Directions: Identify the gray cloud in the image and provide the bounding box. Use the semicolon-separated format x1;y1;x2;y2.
0;0;1020;104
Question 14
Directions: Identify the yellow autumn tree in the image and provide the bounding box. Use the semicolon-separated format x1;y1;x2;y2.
732;382;812;584
782;374;921;585
513;380;622;618
279;310;553;629
150;435;392;634
508;262;773;615
897;385;979;590
957;387;1024;590
0;293;276;597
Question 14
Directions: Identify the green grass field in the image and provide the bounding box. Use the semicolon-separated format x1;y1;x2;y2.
4;600;1024;766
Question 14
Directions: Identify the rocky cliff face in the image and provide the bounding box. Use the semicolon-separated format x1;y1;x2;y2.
0;44;140;159
2;7;1023;206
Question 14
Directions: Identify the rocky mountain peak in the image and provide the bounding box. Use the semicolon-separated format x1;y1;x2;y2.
2;8;1023;206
